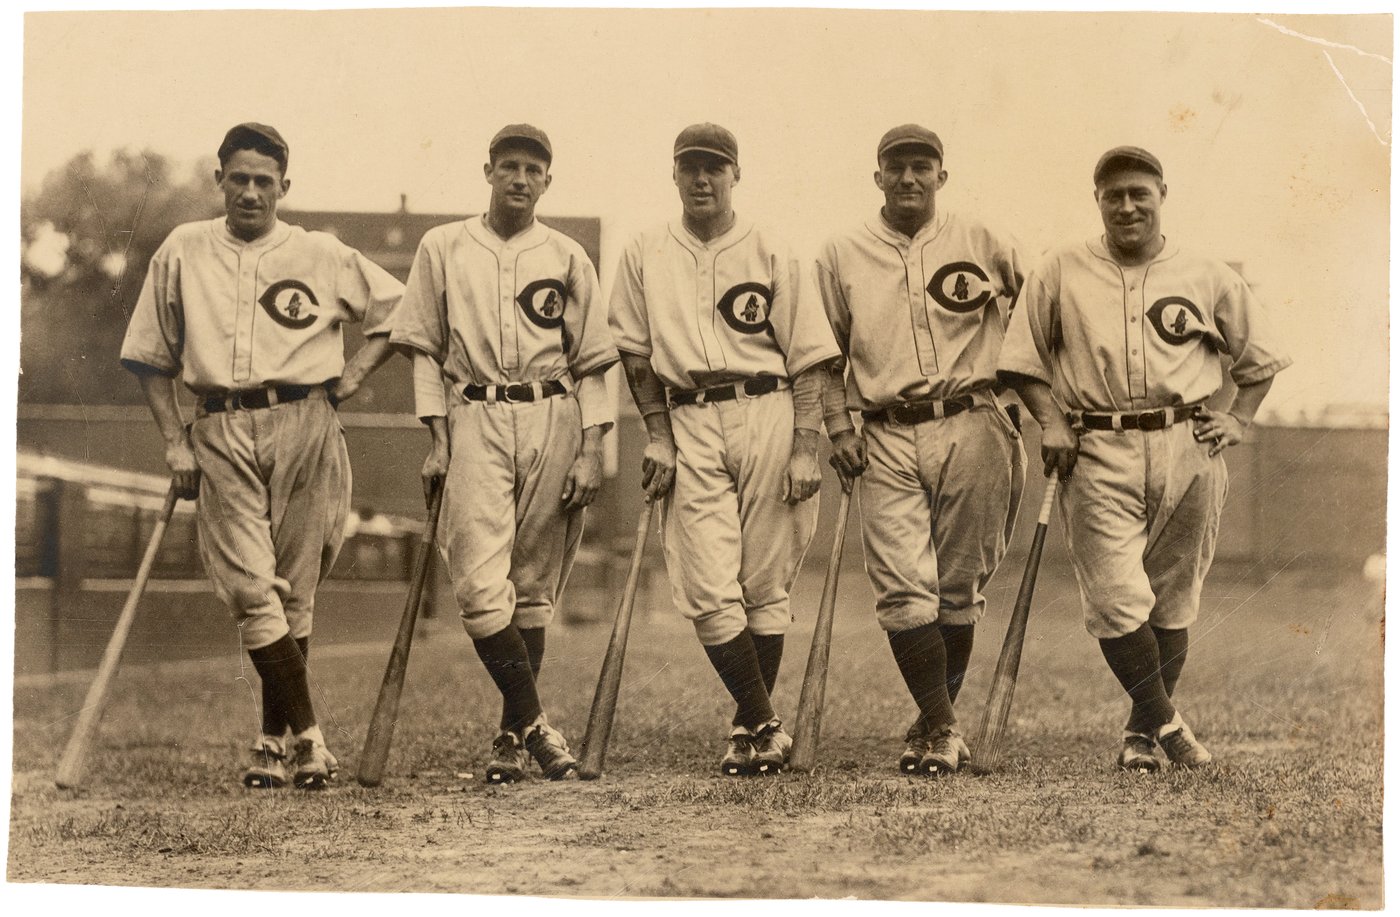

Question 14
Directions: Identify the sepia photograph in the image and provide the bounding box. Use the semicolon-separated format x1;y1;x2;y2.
6;2;1391;910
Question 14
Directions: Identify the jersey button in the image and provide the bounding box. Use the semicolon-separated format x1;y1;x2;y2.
1130;316;1138;323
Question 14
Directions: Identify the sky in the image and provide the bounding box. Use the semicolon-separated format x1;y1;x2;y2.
19;6;1393;423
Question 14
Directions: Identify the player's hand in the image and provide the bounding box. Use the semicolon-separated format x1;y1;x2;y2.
563;446;603;510
1040;416;1080;483
164;436;201;501
828;430;868;494
329;376;359;406
640;436;676;503
421;445;449;504
1192;408;1245;458
782;431;822;504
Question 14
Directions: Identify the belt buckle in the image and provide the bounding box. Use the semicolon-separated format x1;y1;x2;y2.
228;392;243;411
1138;410;1166;431
500;384;527;404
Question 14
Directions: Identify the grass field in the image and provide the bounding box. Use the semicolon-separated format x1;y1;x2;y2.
8;559;1384;907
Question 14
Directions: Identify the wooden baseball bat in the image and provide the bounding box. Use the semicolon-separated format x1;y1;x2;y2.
576;502;655;780
56;483;180;789
356;481;445;788
788;489;853;774
969;477;1058;774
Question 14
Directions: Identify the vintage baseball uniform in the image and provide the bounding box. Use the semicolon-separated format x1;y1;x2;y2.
120;217;403;649
999;237;1292;637
390;216;618;639
610;218;841;645
817;210;1027;631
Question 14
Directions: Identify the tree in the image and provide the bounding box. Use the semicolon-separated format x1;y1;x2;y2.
20;150;220;404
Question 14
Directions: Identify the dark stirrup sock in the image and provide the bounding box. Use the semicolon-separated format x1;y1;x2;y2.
248;633;316;736
888;622;956;732
938;623;975;705
473;624;544;735
704;631;776;730
750;632;785;697
1100;624;1177;733
519;627;546;682
1152;626;1189;698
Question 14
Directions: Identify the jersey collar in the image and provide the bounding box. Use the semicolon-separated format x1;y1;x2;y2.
867;208;949;249
669;214;752;252
214;217;291;251
467;214;547;251
1087;235;1179;266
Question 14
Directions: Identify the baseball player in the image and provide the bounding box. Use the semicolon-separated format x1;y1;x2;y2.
120;123;404;789
389;125;618;784
610;123;842;776
998;146;1292;770
815;124;1026;776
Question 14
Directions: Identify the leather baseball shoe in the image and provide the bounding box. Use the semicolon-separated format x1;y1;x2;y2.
524;717;578;780
486;731;529;784
720;726;757;777
920;726;970;776
753;719;793;775
898;721;930;775
1157;715;1213;768
1117;730;1160;772
242;735;288;790
289;738;339;790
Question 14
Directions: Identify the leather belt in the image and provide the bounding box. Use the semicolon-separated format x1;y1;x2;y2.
202;382;333;415
1072;404;1201;432
669;376;786;407
462;379;567;404
862;393;975;426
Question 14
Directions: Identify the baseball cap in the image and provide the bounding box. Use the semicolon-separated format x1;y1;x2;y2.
218;122;289;168
674;123;739;165
877;124;944;162
489;124;553;163
1093;146;1163;183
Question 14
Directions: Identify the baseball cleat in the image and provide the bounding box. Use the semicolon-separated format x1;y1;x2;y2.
242;736;288;790
920;726;970;776
524;717;578;780
485;731;529;784
1117;730;1160;773
1157;715;1213;768
752;719;793;774
899;721;931;775
720;726;757;777
289;738;339;790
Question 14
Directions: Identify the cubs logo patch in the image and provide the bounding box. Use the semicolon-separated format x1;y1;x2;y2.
516;279;568;330
717;282;774;335
259;280;319;330
927;262;993;313
1146;296;1208;346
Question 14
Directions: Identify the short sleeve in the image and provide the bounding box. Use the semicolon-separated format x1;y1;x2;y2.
389;232;449;363
768;249;841;378
998;261;1057;385
120;236;183;377
1214;269;1293;386
563;245;619;380
607;236;653;358
335;241;404;336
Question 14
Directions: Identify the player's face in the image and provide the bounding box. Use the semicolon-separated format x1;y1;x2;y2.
215;149;288;242
1096;170;1166;254
674;153;739;222
875;148;946;225
484;147;552;219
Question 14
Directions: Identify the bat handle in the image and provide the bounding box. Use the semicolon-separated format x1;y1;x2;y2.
1037;477;1058;525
